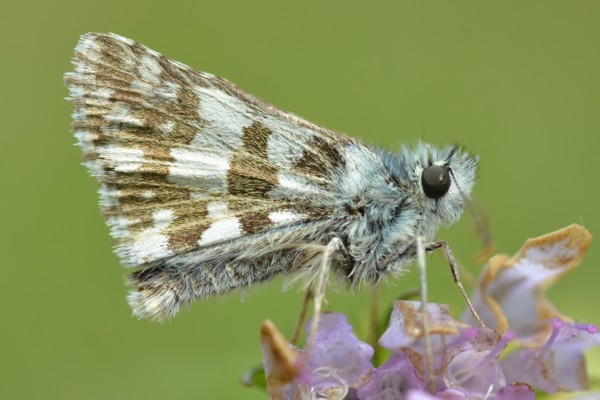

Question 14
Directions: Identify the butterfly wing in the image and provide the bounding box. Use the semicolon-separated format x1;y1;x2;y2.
65;33;357;266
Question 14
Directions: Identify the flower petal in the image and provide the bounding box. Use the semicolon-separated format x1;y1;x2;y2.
496;383;535;400
462;224;592;346
380;301;468;351
259;320;303;400
502;321;600;392
405;389;444;400
303;313;374;391
357;353;424;400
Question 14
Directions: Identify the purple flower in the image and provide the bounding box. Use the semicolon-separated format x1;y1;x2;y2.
260;313;374;399
300;313;375;391
502;318;600;392
461;224;592;347
377;300;516;397
405;384;536;400
356;353;424;399
379;302;467;351
259;225;598;400
443;330;514;398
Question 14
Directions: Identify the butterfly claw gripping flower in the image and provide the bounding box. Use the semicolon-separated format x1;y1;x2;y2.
65;33;478;320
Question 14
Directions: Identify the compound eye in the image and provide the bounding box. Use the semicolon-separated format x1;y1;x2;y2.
421;165;451;199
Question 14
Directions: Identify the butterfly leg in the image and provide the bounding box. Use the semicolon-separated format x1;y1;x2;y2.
305;237;345;354
425;241;485;327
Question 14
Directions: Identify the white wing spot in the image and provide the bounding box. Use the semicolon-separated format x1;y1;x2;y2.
97;145;145;173
99;186;121;208
102;103;144;132
268;211;305;225
68;85;85;101
139;55;162;85
159;120;175;134
153;209;175;229
155;81;181;102
191;86;248;150
75;35;101;66
206;201;229;218
264;116;315;168
93;87;115;100
112;34;134;46
198;218;242;246
127;209;175;264
74;130;94;150
168;148;230;193
274;171;322;195
199;201;242;245
108;215;131;240
190;192;209;200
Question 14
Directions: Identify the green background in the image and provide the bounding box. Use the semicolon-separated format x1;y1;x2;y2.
2;1;599;399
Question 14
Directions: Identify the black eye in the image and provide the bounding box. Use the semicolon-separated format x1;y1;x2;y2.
421;165;451;199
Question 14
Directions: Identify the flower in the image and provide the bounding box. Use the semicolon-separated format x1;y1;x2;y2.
501;318;600;393
356;353;424;399
300;313;374;392
258;225;598;399
461;224;592;347
260;313;374;400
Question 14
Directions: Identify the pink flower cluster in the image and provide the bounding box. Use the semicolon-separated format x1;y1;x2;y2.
260;225;598;400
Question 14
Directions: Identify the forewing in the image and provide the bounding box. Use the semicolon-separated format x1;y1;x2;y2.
65;33;353;266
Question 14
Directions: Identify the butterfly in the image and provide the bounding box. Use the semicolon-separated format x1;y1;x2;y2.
65;33;478;321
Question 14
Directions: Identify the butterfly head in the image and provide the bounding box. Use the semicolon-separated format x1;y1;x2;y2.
413;143;478;228
377;142;478;239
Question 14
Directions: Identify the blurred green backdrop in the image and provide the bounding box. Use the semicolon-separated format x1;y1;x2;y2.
2;1;599;399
